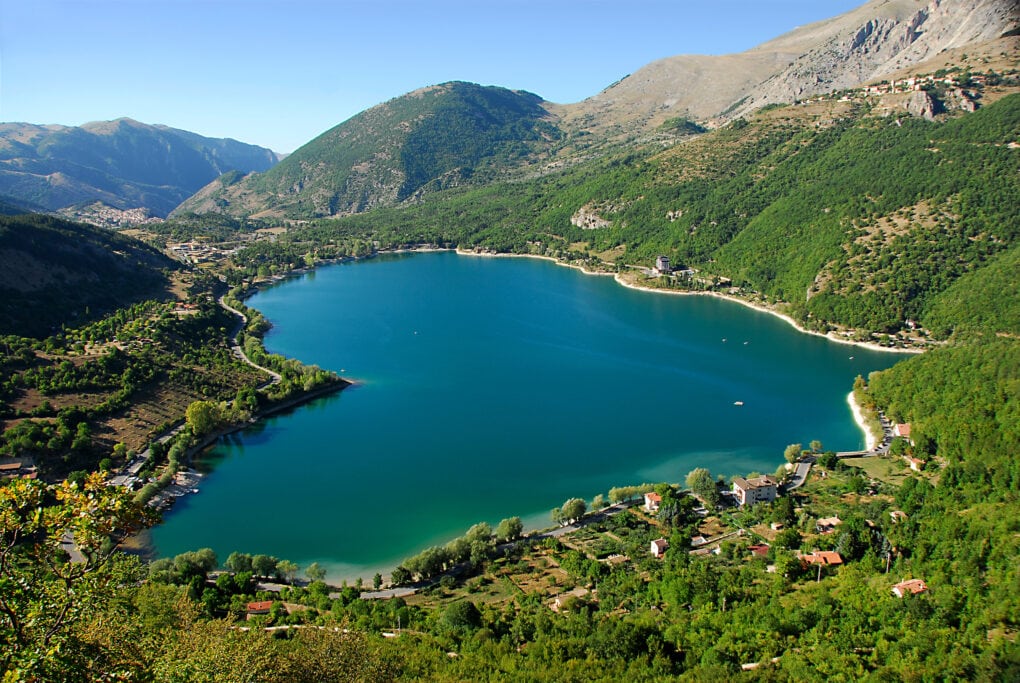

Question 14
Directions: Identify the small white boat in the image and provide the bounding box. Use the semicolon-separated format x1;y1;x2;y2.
734;401;744;406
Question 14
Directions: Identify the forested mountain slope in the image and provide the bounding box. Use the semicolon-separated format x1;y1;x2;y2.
174;82;561;219
0;214;178;337
283;89;1019;339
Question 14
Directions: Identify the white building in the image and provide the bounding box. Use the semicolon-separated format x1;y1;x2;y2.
731;475;778;506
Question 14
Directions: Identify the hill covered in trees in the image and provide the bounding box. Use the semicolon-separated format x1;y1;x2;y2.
0;213;179;337
174;82;562;219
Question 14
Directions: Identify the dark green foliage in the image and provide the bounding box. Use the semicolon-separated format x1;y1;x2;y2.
0;214;178;337
398;83;559;199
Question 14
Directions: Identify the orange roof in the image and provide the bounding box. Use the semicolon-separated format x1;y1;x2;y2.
247;600;274;612
645;492;661;502
893;579;928;596
801;551;843;566
896;423;912;437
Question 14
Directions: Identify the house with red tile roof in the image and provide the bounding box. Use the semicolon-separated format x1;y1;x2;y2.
799;551;843;566
892;579;928;598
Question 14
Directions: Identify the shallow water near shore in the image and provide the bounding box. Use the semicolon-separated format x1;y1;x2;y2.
148;251;900;579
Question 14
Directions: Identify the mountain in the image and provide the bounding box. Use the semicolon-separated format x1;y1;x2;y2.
174;82;561;219
557;0;1019;142
174;0;1017;221
0;213;178;337
0;119;282;217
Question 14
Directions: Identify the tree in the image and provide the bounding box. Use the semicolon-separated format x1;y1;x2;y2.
305;562;327;582
809;439;823;453
276;559;299;583
225;551;253;574
495;516;524;543
185;400;223;437
0;474;156;678
390;566;412;586
591;494;606;511
784;443;804;464
465;522;492;544
772;496;797;528
373;573;383;590
561;498;587;524
252;554;278;578
443;600;482;631
818;451;839;469
686;467;721;508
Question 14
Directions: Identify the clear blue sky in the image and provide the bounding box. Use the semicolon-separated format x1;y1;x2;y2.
1;0;864;153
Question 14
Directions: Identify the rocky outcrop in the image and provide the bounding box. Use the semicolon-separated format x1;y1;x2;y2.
557;0;1017;143
905;90;940;119
730;0;1019;119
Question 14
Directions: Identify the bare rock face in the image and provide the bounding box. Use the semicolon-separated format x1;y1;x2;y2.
559;0;1017;142
905;90;940;119
730;0;1019;118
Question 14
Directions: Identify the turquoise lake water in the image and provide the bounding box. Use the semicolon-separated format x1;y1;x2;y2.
148;251;901;579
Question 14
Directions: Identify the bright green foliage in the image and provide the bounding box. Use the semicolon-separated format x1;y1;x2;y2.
0;474;157;679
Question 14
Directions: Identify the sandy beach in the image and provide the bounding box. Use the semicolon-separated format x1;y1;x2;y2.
846;391;877;450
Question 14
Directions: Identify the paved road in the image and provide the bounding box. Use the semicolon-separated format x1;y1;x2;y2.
218;296;282;385
836;412;895;458
784;456;816;491
784;412;896;492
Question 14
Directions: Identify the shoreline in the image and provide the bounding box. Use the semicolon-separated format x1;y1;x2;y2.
453;247;922;355
610;274;922;356
133;246;917;579
846;391;877;451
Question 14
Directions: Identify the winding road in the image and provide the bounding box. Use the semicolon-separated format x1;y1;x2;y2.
218;296;282;386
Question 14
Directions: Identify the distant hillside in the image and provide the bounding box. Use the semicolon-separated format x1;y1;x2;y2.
174;82;561;219
0;213;178;337
0;119;282;217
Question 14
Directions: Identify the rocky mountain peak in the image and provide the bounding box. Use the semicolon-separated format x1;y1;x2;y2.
732;0;1019;118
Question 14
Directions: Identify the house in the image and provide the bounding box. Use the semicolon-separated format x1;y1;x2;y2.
907;457;925;472
894;423;914;445
892;578;928;598
643;492;662;512
800;551;843;567
691;535;708;547
654;255;671;274
246;600;274;619
650;538;669;558
889;510;908;523
816;516;842;534
551;587;590;612
749;544;770;558
731;476;778;506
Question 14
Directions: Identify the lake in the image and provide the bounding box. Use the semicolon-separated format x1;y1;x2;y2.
147;251;901;580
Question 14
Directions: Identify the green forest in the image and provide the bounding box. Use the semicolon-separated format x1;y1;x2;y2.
1;87;1018;679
